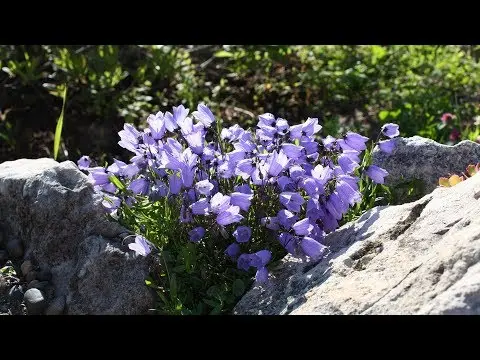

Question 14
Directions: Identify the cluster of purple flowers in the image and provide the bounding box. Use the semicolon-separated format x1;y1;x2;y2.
78;104;399;283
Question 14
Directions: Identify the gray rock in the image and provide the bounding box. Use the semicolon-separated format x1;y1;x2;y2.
24;288;46;315
8;285;24;301
6;238;23;258
0;159;154;314
0;229;4;247
21;260;33;276
36;269;52;282
27;280;49;290
234;171;480;315
45;296;65;315
372;136;480;198
25;271;37;283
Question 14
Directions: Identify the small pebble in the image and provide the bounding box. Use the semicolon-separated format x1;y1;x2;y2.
36;269;52;282
45;296;65;315
21;260;33;276
8;284;24;301
25;271;37;283
6;239;23;258
27;280;49;290
24;288;46;315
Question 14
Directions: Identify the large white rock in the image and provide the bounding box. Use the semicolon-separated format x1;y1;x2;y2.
0;159;154;314
234;169;480;315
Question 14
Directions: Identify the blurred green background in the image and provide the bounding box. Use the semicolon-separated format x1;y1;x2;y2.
1;45;480;164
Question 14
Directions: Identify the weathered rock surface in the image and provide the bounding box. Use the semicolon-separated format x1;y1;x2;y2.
372;136;480;196
234;170;480;315
0;158;155;314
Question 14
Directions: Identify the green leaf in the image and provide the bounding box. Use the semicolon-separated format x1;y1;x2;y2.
170;273;178;302
214;50;233;58
232;279;246;297
53;85;67;160
378;110;389;121
108;174;126;191
203;298;219;308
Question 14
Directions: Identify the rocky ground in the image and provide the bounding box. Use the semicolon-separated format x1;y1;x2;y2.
0;257;60;315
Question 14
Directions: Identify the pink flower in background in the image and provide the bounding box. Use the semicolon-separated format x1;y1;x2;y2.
449;128;460;142
441;113;455;124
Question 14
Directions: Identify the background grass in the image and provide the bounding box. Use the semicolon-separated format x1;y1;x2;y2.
2;45;480;165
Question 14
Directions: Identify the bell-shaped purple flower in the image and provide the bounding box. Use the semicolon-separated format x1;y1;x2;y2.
365;165;389;184
77;155;91;170
168;173;182;195
237;254;252;271
236;159;254;179
279;191;305;213
250;250;272;268
378;139;396;154
147;111;166;140
164;105;189;132
258;113;276;127
300;237;326;259
302;117;322;137
230;192;253;212
233;225;252;243
185;130;204;155
277;209;298;229
210;192;231;214
338;153;359;174
278;232;297;254
102;194;121;213
281;143;304;160
255;267;269;283
188;227;206;243
323;208;339;232
261;216;280;231
234;184;253;195
306;198;325;221
195;179;214;196
225;243;241;258
192;103;215;128
300;177;319;196
289;165;306;181
344;132;369;151
128;235;151;257
336;179;362;206
381;123;400;138
190;198;210;215
118;124;140;153
292;218;314;236
128;177;149;195
277;176;294;191
323;135;337;150
88;167;110;186
267;150;290;177
217;205;243;226
101;182;117;194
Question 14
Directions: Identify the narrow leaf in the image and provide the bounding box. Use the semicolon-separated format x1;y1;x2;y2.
53;85;68;160
108;174;126;191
